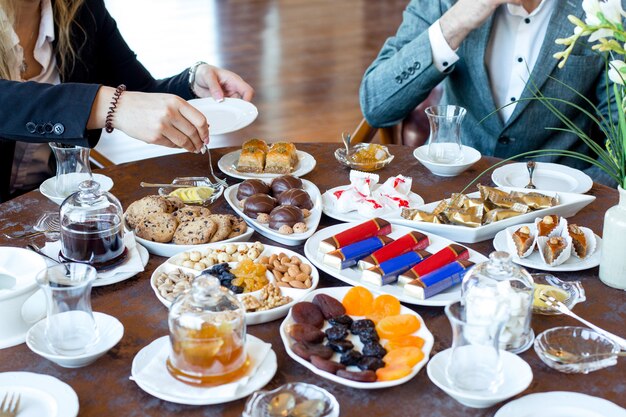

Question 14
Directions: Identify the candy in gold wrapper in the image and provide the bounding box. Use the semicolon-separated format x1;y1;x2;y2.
442;205;484;228
488;193;530;213
482;208;524;224
401;208;444;224
463;197;485;209
432;199;451;215
478;184;511;203
509;191;559;210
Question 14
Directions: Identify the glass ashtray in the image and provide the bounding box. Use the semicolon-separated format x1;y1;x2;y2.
157;177;223;205
243;382;339;417
534;326;620;373
334;143;394;172
531;273;586;315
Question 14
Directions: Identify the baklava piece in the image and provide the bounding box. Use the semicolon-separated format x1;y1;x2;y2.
537;215;559;236
512;225;534;256
236;139;268;173
264;142;298;174
568;224;588;258
543;236;567;264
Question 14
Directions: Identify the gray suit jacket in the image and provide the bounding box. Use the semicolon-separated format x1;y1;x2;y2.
360;0;616;185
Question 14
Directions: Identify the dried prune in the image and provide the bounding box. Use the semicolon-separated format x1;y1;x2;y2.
357;356;385;371
291;342;333;361
327;339;354;353
340;350;362;366
229;285;244;294
362;342;387;358
310;356;346;374
351;319;375;335
325;326;348;341
312;293;346;319
328;315;353;327
358;328;380;344
291;302;324;328
336;369;377;382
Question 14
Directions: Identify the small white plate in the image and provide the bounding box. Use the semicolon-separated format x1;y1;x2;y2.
188;97;258;135
39;173;114;205
93;243;149;287
427;348;533;409
151;242;319;325
495;391;626;417
26;312;124;368
218;150;317;180
279;286;434;389
225;179;322;246
493;225;602;272
0;372;79;417
414;145;481;177
303;223;488;306
131;335;277;405
492;162;593;194
321;185;425;223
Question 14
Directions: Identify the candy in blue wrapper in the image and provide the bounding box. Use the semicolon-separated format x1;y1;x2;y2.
361;250;431;286
323;236;394;269
404;260;474;299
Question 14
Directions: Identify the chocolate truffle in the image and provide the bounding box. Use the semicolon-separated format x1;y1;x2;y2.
270;175;303;197
269;205;304;230
277;188;313;210
236;179;270;200
243;193;277;219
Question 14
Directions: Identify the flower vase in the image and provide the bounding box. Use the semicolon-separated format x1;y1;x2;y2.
599;186;626;290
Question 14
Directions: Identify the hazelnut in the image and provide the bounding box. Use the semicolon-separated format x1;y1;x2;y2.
293;222;308;233
279;225;294;234
257;213;270;223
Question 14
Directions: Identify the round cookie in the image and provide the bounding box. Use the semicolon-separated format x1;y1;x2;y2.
125;196;170;229
207;214;234;242
174;206;212;224
164;195;185;212
172;217;217;245
134;212;178;243
228;218;248;239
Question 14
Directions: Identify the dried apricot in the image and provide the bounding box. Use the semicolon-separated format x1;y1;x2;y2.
342;286;374;316
366;294;401;323
375;314;420;339
375;364;413;381
383;347;424;367
384;335;425;351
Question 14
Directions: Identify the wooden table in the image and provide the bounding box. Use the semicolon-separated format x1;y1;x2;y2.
0;143;624;417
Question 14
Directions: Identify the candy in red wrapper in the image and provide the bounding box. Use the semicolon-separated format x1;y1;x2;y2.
398;244;469;286
318;218;392;253
358;231;430;270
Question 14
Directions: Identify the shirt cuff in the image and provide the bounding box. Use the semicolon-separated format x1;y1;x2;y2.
428;20;459;73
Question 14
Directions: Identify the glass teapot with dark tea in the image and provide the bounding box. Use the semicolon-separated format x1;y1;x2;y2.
60;180;125;268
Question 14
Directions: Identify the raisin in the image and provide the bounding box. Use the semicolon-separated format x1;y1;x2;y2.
340;350;362;366
362;342;387;359
229;285;244;294
325;326;348;341
328;315;353;327
327;339;354;353
357;356;385;371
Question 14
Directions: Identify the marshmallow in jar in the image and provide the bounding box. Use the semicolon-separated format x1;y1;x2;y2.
461;251;534;353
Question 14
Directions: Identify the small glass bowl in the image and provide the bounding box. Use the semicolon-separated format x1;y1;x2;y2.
534;326;620;374
158;177;223;205
243;382;339;417
334;143;394;172
531;273;586;315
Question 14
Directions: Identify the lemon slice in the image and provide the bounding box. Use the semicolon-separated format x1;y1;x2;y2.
169;186;214;203
533;284;569;309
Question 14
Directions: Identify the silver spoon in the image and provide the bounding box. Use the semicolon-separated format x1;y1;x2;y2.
341;132;352;155
25;244;65;265
525;160;536;189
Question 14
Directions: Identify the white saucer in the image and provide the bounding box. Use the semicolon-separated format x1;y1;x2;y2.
218;150;317;180
495;391;626;417
427;348;533;409
131;335;277;405
39;173;114;205
188;97;258;135
92;243;149;287
414;145;481;177
0;372;79;417
492;162;593;194
26;312;124;368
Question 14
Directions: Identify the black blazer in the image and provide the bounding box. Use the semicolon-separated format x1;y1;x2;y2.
0;0;193;201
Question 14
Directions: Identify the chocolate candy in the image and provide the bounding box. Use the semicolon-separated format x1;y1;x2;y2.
404;260;475;300
236;179;270;200
277;188;313;210
243;193;277;219
269;205;304;230
270;175;303;196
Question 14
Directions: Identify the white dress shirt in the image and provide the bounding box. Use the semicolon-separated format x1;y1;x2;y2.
429;0;556;122
9;0;61;194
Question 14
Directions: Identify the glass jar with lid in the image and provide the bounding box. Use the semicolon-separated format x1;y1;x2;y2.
167;275;248;386
461;251;534;353
60;179;125;268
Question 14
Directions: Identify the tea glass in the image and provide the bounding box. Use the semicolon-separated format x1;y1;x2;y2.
445;301;507;393
49;143;92;197
36;263;99;355
425;105;466;164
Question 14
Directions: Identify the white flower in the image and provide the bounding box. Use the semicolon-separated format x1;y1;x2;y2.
583;0;624;25
608;59;626;85
582;0;603;25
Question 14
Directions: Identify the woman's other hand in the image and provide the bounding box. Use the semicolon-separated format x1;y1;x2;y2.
192;64;254;102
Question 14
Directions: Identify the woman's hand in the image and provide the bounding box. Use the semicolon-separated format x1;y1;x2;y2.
192;64;255;102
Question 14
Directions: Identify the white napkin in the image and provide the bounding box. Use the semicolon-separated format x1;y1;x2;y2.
42;232;144;279
132;336;271;400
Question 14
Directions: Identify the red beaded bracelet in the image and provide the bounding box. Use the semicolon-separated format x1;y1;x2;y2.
105;84;126;133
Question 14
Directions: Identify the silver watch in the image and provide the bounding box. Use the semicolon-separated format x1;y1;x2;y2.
188;61;207;98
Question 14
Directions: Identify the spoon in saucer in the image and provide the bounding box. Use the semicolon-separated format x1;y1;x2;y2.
525;161;537;189
341;132;352;155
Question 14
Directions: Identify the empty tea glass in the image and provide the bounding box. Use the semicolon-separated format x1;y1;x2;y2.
36;263;98;355
445;301;508;393
425;105;466;164
49;143;92;197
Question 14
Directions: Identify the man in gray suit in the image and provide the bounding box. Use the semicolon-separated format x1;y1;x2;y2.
360;0;615;185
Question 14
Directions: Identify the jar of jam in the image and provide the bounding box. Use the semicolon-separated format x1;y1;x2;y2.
59;179;125;268
167;275;248;386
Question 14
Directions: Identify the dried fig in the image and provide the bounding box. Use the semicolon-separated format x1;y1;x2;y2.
336;369;377;382
288;323;325;344
291;342;333;361
312;293;346;320
291;302;324;328
310;355;346;374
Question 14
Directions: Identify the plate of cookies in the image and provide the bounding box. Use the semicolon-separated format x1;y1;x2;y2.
150;241;319;325
124;195;253;257
218;139;316;180
492;216;602;272
224;175;322;246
